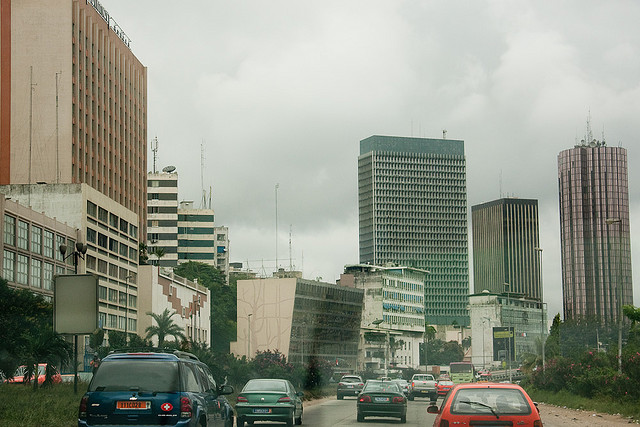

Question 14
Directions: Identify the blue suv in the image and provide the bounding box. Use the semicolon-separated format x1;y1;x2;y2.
78;350;234;426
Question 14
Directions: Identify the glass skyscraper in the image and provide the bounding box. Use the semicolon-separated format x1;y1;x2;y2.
358;135;469;326
472;198;541;300
558;140;633;322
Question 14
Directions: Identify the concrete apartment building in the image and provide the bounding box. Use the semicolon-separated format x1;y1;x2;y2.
147;171;179;267
231;278;363;371
469;291;547;369
0;184;140;339
558;134;633;322
138;265;210;346
0;0;148;240
1;194;78;301
358;135;470;328
472;198;542;300
340;264;428;372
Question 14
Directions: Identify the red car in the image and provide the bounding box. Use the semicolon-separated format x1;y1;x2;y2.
5;364;62;385
427;382;542;427
435;379;454;396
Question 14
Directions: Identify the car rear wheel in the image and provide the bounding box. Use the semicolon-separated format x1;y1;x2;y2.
295;408;303;425
400;415;407;423
237;417;245;427
357;412;364;422
408;394;414;401
286;410;295;427
337;394;343;400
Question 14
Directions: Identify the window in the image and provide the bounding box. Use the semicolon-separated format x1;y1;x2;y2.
109;213;119;228
97;233;108;249
119;242;128;257
120;218;128;233
129;294;137;308
3;250;15;281
17;220;28;250
31;226;42;254
98;312;107;329
43;230;54;258
128;318;136;334
109;263;118;278
108;314;117;328
30;259;42;288
3;215;15;245
119;291;127;306
109;238;118;252
109;288;118;302
98;259;107;274
97;207;108;223
87;227;96;243
87;201;97;217
56;265;66;276
86;255;96;271
118;316;125;330
43;263;54;290
56;235;65;261
98;286;107;300
16;254;28;285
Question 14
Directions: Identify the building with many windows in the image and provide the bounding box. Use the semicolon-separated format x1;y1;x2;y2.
472;198;542;300
558;136;633;322
340;264;427;371
0;0;147;240
231;278;363;371
147;171;178;266
1;194;78;301
138;265;210;346
0;183;139;337
358;135;470;327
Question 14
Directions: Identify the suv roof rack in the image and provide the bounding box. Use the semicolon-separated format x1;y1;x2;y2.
107;348;200;361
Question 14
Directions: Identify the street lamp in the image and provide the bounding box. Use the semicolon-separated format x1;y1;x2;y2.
247;313;253;360
534;247;546;371
503;282;513;383
606;217;623;374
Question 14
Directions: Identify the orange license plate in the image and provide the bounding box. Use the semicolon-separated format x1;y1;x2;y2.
117;401;151;410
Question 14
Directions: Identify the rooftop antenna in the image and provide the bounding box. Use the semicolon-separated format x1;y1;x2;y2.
151;137;158;173
499;170;503;198
586;110;593;144
200;140;206;208
289;225;293;271
275;183;280;272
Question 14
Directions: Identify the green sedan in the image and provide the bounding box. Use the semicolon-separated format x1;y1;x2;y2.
357;379;407;423
236;378;303;427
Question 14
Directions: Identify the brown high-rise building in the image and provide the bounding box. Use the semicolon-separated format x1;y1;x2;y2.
0;0;147;238
558;135;633;322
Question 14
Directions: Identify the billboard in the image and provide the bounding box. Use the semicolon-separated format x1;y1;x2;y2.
54;274;98;334
492;326;515;362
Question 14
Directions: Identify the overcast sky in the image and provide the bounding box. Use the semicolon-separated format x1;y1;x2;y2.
105;1;640;318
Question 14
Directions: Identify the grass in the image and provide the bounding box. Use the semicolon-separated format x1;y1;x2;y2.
0;381;335;426
0;382;85;427
525;387;640;422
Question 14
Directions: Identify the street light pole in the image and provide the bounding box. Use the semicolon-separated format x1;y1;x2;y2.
247;313;253;360
534;247;546;371
606;217;623;374
503;282;513;383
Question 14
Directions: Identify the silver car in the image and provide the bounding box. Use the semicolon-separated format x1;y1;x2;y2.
336;375;364;399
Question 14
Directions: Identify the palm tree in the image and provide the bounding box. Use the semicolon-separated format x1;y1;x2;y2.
145;309;186;348
24;327;71;389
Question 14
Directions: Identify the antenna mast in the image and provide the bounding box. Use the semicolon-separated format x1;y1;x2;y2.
201;141;206;208
289;225;293;271
151;137;158;173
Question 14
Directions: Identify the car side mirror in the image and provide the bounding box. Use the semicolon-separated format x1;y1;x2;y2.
296;391;304;397
427;405;440;414
533;402;539;413
218;384;234;395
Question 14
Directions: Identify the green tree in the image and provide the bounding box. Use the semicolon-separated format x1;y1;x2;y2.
545;313;561;360
174;262;237;352
145;309;186;347
138;242;149;265
23;327;71;389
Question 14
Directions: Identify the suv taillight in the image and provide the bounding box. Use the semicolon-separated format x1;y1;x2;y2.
180;396;192;418
78;396;88;419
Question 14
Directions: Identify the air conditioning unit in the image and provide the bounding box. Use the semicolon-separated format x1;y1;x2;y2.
169;287;173;296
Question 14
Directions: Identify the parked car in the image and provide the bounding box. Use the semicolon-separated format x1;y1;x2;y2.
357;380;407;423
5;364;61;385
427;382;542;427
236;378;303;427
336;374;365;399
435;379;454;396
77;350;234;427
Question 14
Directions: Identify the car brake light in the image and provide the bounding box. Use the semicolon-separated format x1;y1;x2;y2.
78;396;88;419
411;382;415;388
278;396;291;402
359;383;364;386
237;396;248;402
392;396;405;403
359;395;371;403
338;382;344;386
180;396;192;418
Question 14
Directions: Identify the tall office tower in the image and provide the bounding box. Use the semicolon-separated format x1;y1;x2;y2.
147;170;179;267
472;198;541;300
178;201;230;283
1;0;148;239
558;136;633;322
358;135;470;326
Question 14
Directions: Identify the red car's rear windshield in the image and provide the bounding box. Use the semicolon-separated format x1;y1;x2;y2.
450;388;531;415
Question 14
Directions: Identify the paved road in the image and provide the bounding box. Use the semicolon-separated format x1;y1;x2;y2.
301;395;437;426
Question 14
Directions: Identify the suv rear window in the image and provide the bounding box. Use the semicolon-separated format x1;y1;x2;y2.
341;376;362;382
89;360;179;392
